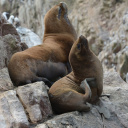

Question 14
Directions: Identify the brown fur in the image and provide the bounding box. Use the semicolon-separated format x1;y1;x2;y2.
49;35;103;114
8;2;77;86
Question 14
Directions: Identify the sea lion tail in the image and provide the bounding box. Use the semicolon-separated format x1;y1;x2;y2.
81;79;92;102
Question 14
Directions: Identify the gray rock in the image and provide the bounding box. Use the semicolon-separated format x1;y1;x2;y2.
17;82;53;124
0;35;22;69
16;27;42;48
0;68;14;93
103;70;128;128
0;90;29;128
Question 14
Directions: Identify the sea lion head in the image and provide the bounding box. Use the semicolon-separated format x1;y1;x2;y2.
69;35;93;79
44;2;77;38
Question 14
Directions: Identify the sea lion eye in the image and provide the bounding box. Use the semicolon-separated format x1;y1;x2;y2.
77;43;81;50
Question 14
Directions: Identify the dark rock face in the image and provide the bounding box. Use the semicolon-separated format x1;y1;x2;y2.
2;23;21;42
0;13;28;69
0;13;20;41
0;35;21;69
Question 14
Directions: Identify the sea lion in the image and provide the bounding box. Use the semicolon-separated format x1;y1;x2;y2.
49;35;103;114
8;2;77;87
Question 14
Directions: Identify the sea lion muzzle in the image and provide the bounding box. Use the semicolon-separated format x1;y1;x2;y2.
58;2;70;24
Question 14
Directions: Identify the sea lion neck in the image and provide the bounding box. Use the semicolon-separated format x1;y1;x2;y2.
66;72;83;85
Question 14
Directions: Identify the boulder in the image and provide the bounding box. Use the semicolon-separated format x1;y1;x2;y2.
0;35;22;69
2;23;21;42
0;13;21;42
0;68;14;93
0;14;28;69
16;82;53;124
16;27;42;48
0;90;29;128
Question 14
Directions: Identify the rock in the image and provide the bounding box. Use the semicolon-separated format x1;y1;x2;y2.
0;14;28;69
0;13;21;42
119;53;128;80
2;23;21;42
0;90;29;128
35;106;123;128
16;82;53;124
0;68;14;93
103;69;128;128
16;27;42;48
0;34;25;69
0;0;11;12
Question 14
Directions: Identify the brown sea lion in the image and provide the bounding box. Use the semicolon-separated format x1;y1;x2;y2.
8;2;77;87
49;35;103;114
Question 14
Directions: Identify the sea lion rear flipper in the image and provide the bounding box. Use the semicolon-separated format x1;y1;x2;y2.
81;79;92;101
41;77;53;87
86;78;97;88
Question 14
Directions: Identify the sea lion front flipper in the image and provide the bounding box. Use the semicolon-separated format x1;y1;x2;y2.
34;76;53;87
86;78;97;88
80;78;96;91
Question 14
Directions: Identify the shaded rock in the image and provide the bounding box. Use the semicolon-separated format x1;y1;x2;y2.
0;35;22;69
120;53;128;80
0;90;29;128
17;82;53;124
0;13;21;42
16;27;42;48
112;42;121;53
0;68;14;93
2;23;21;42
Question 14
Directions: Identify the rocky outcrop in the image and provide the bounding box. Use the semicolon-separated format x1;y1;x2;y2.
0;61;127;127
0;68;14;93
17;82;53;124
0;90;29;128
